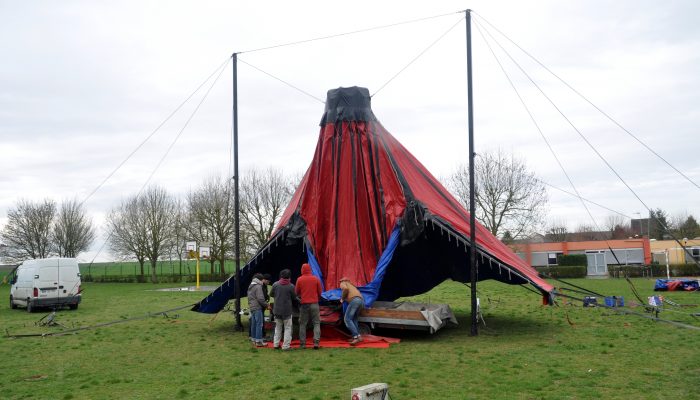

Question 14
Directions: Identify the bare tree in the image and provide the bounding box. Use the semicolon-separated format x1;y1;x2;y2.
545;219;569;242
240;167;294;253
106;187;177;283
447;149;548;239
1;199;56;261
106;197;148;277
188;176;235;275
141;186;177;283
574;224;599;241
170;198;188;275
53;199;96;257
603;214;630;239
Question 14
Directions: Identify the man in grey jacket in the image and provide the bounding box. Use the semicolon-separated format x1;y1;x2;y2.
247;273;269;347
270;269;296;350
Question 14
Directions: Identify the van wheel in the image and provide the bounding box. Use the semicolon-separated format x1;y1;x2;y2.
69;304;78;310
26;299;33;313
10;296;17;309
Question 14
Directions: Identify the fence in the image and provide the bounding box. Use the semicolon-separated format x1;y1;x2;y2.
79;259;236;283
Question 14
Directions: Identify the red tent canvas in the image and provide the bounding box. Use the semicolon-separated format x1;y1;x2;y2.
193;86;553;313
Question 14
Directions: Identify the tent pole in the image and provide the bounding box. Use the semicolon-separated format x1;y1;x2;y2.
232;52;243;331
465;9;478;336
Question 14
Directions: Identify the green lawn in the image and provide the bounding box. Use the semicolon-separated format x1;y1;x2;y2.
1;278;698;399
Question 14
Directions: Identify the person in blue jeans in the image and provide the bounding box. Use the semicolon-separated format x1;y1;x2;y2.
247;273;269;347
340;277;365;345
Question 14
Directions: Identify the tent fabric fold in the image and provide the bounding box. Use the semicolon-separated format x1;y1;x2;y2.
192;86;553;314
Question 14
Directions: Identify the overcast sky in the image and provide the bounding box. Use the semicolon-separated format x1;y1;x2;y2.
1;1;699;262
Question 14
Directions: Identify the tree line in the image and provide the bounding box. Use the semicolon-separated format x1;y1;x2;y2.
0;150;552;278
0;199;96;260
544;209;700;242
0;168;295;283
11;148;693;275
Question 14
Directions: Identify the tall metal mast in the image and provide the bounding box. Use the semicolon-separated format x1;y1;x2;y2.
465;9;478;336
232;52;243;331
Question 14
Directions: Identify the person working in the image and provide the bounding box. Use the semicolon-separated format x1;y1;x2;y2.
340;277;365;345
247;273;269;347
270;269;296;350
295;263;322;349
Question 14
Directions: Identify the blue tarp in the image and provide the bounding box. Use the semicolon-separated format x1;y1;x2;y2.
654;278;700;291
193;225;400;313
321;225;400;308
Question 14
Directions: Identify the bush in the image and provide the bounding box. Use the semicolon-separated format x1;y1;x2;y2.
535;265;587;279
557;254;587;266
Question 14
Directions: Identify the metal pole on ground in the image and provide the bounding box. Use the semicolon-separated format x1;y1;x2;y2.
232;52;243;331
465;9;478;336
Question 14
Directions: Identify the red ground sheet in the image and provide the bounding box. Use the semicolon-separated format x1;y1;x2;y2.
261;324;400;349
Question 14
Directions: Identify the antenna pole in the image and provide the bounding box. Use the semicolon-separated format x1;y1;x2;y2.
465;9;478;336
232;52;243;331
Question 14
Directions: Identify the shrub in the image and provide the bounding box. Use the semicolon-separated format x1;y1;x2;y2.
535;265;586;279
557;254;587;266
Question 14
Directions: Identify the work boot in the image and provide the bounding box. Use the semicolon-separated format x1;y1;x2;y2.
349;336;362;346
313;340;320;350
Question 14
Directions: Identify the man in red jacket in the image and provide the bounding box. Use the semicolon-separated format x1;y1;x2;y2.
295;263;323;349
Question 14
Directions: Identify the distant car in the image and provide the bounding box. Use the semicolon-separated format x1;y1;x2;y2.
8;258;82;312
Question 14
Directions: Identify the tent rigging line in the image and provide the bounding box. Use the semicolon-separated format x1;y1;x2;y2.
472;11;700;192
86;58;231;269
555;292;700;331
539;178;631;219
79;56;231;209
238;11;461;54
238;14;462;104
371;16;463;98
237;57;325;104
468;153;632;221
477;13;700;268
474;22;628;269
476;19;699;267
5;303;196;339
474;21;607;243
139;55;230;194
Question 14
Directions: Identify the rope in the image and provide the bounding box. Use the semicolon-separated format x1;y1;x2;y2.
238;11;462;54
79;56;231;208
540;273;605;297
472;11;700;192
237;57;325;104
555;292;700;331
372;16;464;98
473;20;624;268
5;303;196;339
86;58;231;268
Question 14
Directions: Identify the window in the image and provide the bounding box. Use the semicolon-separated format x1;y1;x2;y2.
547;253;561;266
692;248;700;262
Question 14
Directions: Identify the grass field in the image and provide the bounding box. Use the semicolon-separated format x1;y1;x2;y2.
1;278;699;399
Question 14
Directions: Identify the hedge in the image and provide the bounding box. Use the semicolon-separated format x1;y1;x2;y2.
535;265;587;279
557;254;588;266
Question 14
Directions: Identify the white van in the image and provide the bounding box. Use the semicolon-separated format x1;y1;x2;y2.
9;258;82;312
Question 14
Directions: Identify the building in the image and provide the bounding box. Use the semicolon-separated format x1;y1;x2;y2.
511;238;650;277
649;239;700;264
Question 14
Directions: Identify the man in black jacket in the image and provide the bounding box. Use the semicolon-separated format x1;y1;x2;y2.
270;269;296;350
